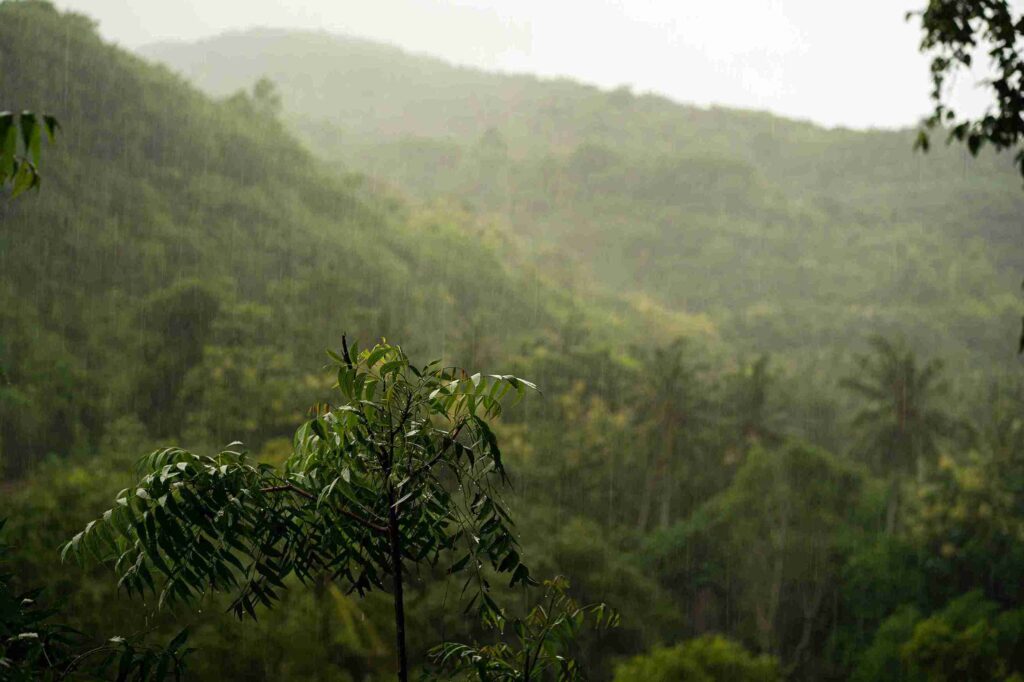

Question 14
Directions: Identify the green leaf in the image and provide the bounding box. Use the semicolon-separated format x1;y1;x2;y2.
967;133;982;156
10;162;35;198
365;346;388;368
42;114;60;142
18;111;40;166
497;549;519;573
510;563;536;587
913;129;930;152
448;553;472;574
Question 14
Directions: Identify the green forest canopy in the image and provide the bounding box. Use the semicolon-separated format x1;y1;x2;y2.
2;1;1024;680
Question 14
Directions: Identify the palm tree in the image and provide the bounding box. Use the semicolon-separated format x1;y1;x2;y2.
841;335;958;533
635;339;711;531
728;355;784;448
983;379;1024;465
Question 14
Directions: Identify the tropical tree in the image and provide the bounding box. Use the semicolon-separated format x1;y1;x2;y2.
854;592;1024;682
900;593;1004;682
635;339;712;532
841;336;959;533
982;379;1024;467
911;452;1024;605
725;355;785;453
63;338;538;681
699;443;860;670
612;635;781;682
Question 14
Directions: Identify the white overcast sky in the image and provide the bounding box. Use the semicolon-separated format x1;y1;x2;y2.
53;0;1021;129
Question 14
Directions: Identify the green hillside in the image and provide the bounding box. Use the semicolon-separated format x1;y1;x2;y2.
0;6;605;476
144;28;1024;374
4;4;1024;682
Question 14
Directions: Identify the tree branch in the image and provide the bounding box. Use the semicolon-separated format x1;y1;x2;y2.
260;484;315;500
411;420;467;480
260;483;388;535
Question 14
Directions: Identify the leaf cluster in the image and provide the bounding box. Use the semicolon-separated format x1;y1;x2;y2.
62;340;538;627
0;110;58;197
912;0;1024;178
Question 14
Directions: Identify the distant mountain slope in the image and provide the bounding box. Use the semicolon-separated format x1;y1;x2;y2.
143;29;1024;373
0;4;600;473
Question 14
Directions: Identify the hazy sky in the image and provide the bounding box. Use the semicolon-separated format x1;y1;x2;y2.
54;0;1017;129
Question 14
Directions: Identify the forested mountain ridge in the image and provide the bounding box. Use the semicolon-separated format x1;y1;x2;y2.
0;3;620;474
143;28;1024;373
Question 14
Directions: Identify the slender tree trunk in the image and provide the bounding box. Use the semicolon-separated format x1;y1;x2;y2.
387;490;409;682
659;475;673;529
658;423;676;529
788;568;827;675
760;463;790;656
885;473;901;535
763;524;786;655
637;456;655;532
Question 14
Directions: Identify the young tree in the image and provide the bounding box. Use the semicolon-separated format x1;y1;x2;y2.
841;336;959;533
429;576;618;681
63;338;538;681
725;355;784;450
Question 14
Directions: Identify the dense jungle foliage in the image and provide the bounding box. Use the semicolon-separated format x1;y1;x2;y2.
2;1;1024;679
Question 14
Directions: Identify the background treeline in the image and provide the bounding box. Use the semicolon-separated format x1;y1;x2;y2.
146;27;1024;374
1;2;1024;680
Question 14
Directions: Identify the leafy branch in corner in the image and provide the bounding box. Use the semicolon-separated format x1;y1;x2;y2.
0;111;59;198
910;0;1024;178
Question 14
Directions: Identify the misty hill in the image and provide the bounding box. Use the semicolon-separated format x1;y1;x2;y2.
0;4;606;474
143;28;1024;373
